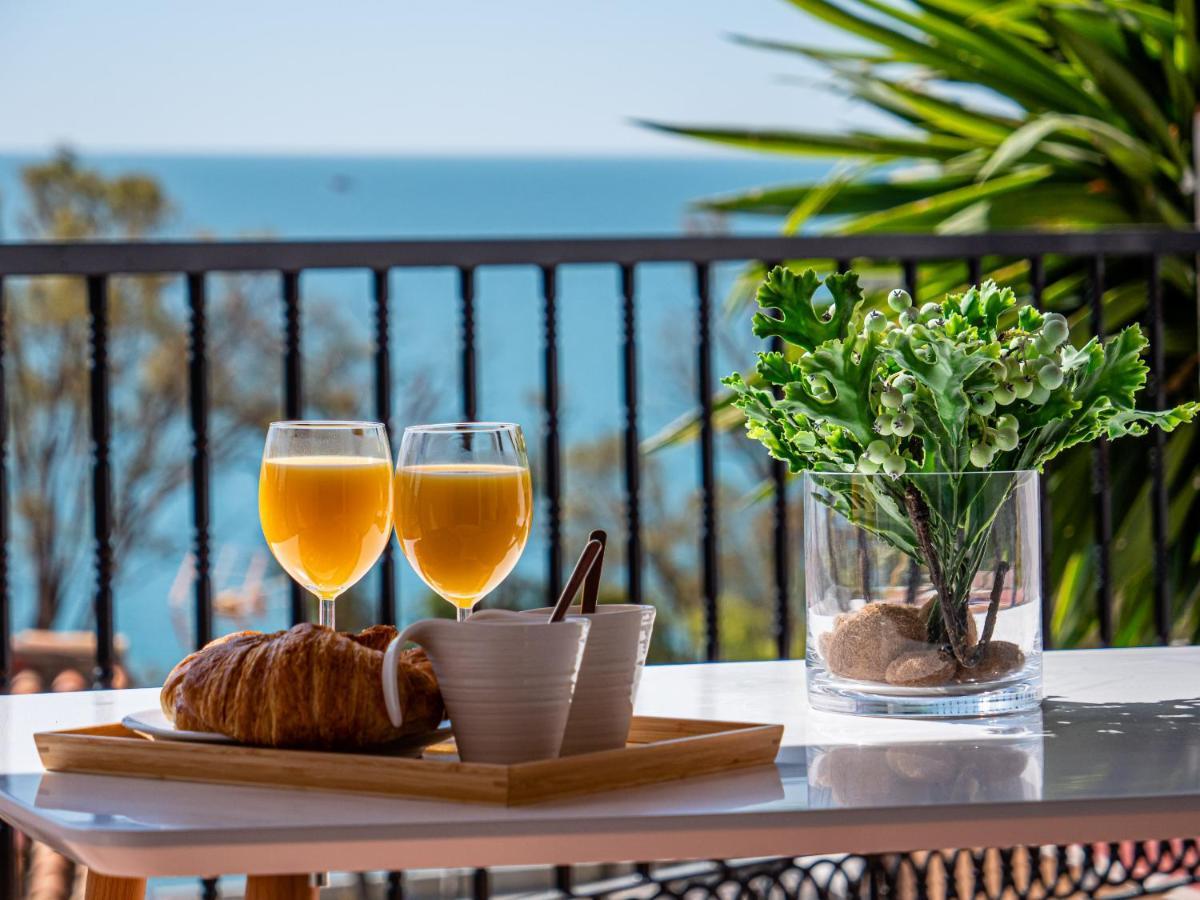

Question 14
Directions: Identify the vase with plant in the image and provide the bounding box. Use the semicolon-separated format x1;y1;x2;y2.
727;267;1197;715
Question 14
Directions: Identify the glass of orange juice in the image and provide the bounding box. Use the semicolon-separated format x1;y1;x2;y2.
259;420;393;630
394;423;533;622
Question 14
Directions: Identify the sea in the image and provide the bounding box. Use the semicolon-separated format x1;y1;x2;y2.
0;153;821;681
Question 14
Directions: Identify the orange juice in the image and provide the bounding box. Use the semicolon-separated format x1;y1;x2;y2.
394;463;533;608
259;455;393;598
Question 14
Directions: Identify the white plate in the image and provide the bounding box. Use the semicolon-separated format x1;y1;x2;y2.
122;708;235;744
123;708;454;755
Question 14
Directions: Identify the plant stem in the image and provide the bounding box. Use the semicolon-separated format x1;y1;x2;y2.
903;484;974;666
968;559;1010;666
857;529;873;603
904;559;920;606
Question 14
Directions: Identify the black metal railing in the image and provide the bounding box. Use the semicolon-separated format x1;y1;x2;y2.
0;230;1197;897
0;229;1197;682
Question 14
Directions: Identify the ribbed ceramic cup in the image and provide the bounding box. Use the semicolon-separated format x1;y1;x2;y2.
382;615;590;764
520;604;656;755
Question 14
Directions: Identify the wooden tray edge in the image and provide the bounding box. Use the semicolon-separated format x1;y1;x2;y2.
35;716;784;807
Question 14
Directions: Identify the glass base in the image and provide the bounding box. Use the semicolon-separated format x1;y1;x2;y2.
807;659;1042;718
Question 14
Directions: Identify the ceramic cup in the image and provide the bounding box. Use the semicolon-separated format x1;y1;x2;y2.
382;614;590;764
519;604;656;755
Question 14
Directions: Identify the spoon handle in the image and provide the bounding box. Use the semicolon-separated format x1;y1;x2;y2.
549;539;604;623
581;529;607;614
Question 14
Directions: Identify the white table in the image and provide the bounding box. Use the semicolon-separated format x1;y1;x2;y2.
1;648;1198;898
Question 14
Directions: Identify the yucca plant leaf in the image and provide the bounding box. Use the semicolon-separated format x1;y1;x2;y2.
914;0;1051;43
638;121;975;160
641;390;744;454
984;184;1133;227
978;113;1165;182
1176;0;1199;81
700;173;982;215
840;73;1020;143
780;0;1085;113
965;1;1056;42
1045;14;1190;172
729;33;894;65
1173;0;1199;118
782;163;868;233
1065;0;1177;39
841;164;1057;233
847;0;1108;114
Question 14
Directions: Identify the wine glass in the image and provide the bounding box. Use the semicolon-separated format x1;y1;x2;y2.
394;422;533;622
259;420;393;630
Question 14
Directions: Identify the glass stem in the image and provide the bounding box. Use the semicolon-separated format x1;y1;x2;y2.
457;605;469;623
319;597;336;630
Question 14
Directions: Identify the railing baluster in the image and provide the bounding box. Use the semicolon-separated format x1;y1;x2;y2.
1029;255;1053;650
0;276;9;693
472;867;491;900
1089;255;1113;645
767;260;791;661
0;279;10;900
968;256;982;286
770;402;789;660
541;265;563;601
460;267;477;422
186;273;213;650
901;260;922;598
1147;255;1170;644
620;264;643;606
374;269;397;626
902;259;918;301
696;262;719;661
87;275;116;689
554;865;572;895
0;820;16;900
282;270;304;626
385;871;404;900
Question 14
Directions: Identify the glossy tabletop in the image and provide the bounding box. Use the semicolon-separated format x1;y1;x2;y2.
1;648;1198;878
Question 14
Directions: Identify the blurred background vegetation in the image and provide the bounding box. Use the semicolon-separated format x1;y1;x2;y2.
646;0;1200;646
2;151;783;675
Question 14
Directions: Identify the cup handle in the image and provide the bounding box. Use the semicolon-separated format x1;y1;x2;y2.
382;624;422;728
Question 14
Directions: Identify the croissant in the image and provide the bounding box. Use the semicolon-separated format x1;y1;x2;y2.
160;623;443;749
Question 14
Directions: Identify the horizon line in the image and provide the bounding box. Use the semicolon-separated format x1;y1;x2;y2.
0;144;787;163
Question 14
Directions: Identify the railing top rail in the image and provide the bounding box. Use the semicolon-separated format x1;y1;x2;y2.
0;229;1198;276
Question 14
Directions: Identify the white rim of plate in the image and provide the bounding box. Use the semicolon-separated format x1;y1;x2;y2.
121;709;233;744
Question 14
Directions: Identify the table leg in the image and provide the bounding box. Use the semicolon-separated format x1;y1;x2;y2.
83;872;146;900
244;874;317;900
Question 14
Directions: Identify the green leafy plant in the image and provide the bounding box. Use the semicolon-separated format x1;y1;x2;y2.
727;266;1197;663
647;1;1197;236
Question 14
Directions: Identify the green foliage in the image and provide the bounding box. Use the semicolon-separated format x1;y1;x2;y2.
727;266;1197;659
644;0;1200;645
727;267;1197;480
646;1;1196;232
6;150;425;664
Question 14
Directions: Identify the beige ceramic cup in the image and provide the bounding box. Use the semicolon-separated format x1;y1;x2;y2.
520;604;656;755
383;614;590;764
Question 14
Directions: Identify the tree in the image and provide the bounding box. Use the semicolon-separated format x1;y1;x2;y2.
6;149;428;648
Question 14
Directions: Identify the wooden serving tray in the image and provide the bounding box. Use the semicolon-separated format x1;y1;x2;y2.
35;716;782;806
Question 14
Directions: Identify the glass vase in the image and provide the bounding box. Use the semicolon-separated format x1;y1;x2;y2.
804;470;1042;717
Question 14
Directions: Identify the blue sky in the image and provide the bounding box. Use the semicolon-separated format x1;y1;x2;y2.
0;0;873;155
